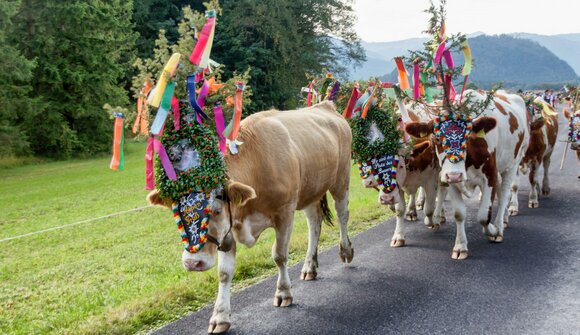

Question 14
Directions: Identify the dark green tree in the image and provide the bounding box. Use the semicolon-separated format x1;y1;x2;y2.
10;0;137;158
213;0;365;111
0;0;35;156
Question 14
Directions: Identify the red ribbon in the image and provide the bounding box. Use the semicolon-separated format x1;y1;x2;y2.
189;16;215;66
145;136;155;190
444;74;456;102
343;83;360;119
171;96;180;131
413;62;421;99
307;81;315;107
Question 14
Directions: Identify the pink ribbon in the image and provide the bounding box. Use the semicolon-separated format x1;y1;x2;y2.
460;75;469;103
434;41;446;64
214;103;227;154
189;17;215;66
153;138;177;181
399;117;410;142
145;136;155;190
442;50;454;69
171;96;180;131
196;78;210;124
413;62;421;99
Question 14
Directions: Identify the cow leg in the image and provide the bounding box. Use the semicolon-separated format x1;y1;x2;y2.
208;245;237;334
422;181;438;230
478;184;498;240
433;184;448;225
577;151;580;178
508;173;519;217
541;155;551;196
490;167;518;242
391;189;407;247
300;203;321;281
528;163;541;208
416;187;426;211
449;186;468;260
405;191;418;221
332;192;354;263
272;211;294;307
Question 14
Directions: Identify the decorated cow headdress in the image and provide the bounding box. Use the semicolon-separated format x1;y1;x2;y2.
143;9;248;253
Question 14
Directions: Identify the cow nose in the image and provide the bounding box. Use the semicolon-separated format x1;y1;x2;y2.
379;193;396;205
363;179;374;188
445;172;464;183
183;259;206;272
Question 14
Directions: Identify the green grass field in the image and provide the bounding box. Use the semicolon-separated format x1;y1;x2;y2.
0;141;392;334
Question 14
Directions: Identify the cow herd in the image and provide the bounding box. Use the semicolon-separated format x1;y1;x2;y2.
147;91;571;333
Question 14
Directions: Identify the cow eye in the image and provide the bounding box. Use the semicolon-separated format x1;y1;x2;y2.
213;208;222;215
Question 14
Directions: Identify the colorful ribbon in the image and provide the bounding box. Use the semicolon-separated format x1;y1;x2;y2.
329;81;341;101
461;41;472;76
442;49;454;69
171;96;180;131
133;79;153;135
150;81;175;135
196;78;210;124
413;62;421;99
189;10;216;70
153;137;177;181
145;136;155;190
307;80;315;106
395;58;410;90
214;102;227;154
343;83;360;119
187;74;209;124
110;113;125;171
361;84;377;119
444;74;456;102
223;81;245;141
148;53;181;108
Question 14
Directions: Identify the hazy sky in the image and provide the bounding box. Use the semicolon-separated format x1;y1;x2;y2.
355;0;580;42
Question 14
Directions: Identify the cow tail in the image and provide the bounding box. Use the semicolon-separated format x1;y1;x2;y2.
320;193;334;226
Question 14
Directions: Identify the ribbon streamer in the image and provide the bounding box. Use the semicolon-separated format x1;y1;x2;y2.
328;81;341;101
223;82;245;141
434;41;446;65
442;50;454;69
394;58;410;90
413;62;421;99
145;136;155;190
153;138;177;181
214;102;227;154
461;41;472;76
460;75;469;103
444;74;456;102
361;85;378;119
307;80;315;106
171;96;180;131
196;78;210;124
150;81;175;135
187;74;209;124
189;10;216;69
148;53;181;108
110;113;125;171
343;83;360;119
133;79;153;135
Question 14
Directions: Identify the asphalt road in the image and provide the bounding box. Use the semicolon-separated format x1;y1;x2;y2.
154;111;579;335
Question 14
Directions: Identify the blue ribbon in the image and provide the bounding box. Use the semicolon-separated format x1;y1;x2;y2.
187;74;209;122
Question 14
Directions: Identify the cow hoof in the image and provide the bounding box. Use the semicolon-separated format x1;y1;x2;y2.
416;204;424;211
508;208;518;216
390;239;405;247
487;235;503;243
451;250;469;260
300;271;317;281
208;322;231;334
405;213;418;221
426;223;440;231
528;201;539;209
504;223;509;229
542;187;550;196
273;296;293;307
339;243;354;263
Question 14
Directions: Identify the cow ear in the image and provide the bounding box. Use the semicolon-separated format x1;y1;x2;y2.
530;118;546;131
147;190;173;208
563;109;571;120
472;116;497;134
405;121;433;139
227;181;257;207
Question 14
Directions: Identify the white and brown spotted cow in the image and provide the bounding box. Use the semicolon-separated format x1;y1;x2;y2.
405;90;529;259
509;100;558;213
564;108;580;177
360;101;447;247
148;101;354;333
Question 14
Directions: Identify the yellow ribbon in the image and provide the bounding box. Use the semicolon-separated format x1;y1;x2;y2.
148;53;181;108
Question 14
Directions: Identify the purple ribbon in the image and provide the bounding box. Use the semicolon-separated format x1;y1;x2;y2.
413;62;420;99
214;102;227;154
196;78;210;124
153;138;177;181
328;81;341;101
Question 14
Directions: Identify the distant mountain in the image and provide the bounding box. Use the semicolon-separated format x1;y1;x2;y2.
354;33;579;88
508;33;580;74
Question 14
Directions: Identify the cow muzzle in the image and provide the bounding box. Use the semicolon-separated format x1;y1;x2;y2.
571;143;580;151
182;250;216;272
379;192;398;205
445;172;464;183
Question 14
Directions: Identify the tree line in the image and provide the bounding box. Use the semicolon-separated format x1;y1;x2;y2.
1;0;365;159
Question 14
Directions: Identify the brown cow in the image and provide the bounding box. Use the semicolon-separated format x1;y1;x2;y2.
509;100;558;212
148;101;354;333
564;108;580;177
